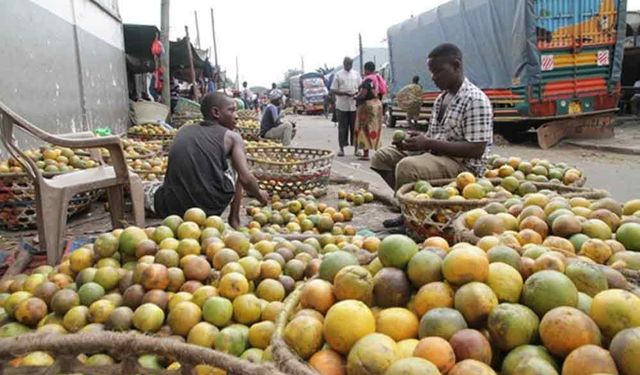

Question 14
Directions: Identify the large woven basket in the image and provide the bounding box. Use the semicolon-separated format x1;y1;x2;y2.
397;179;504;243
0;332;284;375
398;179;609;243
0;173;100;230
246;147;334;198
174;97;201;114
272;284;320;375
133;102;170;125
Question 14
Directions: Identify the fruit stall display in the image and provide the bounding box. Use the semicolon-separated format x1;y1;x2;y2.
484;155;585;187
128;156;168;182
99;139;165;160
244;189;375;236
455;195;640;272
237;118;261;141
396;172;604;243
244;139;281;148
0;206;380;373
246;147;335;199
273;229;640;375
237;110;258;120
0;148;103;230
127;124;177;141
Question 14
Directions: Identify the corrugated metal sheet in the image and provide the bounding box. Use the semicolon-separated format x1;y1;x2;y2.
536;0;620;49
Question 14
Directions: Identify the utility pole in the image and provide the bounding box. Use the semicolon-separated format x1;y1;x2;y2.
301;55;305;72
160;0;170;106
194;10;201;48
235;56;239;91
210;8;220;87
184;26;199;101
358;33;364;75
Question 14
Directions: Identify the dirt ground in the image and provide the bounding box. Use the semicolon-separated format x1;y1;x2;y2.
3;114;639;269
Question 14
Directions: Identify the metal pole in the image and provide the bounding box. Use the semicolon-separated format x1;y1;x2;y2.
194;10;201;48
184;26;200;101
358;33;364;74
210;8;220;87
301;55;304;72
160;0;171;106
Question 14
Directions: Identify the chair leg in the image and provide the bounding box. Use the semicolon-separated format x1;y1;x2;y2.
128;174;145;227
106;185;126;228
35;187;69;265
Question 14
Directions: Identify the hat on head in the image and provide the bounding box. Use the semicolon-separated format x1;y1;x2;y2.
269;89;283;101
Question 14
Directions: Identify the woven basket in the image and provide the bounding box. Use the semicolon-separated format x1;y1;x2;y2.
246;147;334;198
272;284;320;375
130;169;165;182
127;133;175;142
0;332;284;375
133;101;170;125
174;97;201;114
237;126;261;141
0;173;100;230
397;179;504;243
450;185;610;245
398;179;609;243
238;109;258;120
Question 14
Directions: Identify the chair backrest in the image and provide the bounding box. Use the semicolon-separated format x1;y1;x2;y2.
0;99;129;182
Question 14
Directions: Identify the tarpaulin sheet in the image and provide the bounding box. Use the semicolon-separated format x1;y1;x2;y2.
387;0;538;93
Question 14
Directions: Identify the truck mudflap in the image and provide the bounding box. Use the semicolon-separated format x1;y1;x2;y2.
536;113;616;149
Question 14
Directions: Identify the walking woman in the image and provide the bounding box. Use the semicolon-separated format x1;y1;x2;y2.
354;61;384;160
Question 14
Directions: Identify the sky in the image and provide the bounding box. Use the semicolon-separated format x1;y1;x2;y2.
119;0;640;88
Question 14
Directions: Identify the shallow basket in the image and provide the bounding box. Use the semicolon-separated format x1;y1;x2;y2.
174;97;201;115
237;126;260;141
397;179;609;242
133;101;170;125
127;132;175;142
0;173;100;231
246;147;334;198
0;331;284;375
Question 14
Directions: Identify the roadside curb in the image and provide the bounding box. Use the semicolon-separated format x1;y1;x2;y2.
563;140;640;156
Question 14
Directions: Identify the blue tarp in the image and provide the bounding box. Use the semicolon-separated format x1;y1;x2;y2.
387;0;538;94
387;0;626;95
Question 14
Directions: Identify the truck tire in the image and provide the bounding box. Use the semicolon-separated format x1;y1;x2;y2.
387;108;397;128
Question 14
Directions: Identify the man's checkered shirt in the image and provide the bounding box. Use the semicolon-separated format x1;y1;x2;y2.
427;78;493;175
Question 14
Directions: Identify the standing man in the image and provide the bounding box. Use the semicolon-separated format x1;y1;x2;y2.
371;43;493;228
331;57;361;156
241;81;253;109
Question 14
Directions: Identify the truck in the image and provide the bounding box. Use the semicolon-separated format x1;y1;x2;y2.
387;0;627;147
288;73;328;114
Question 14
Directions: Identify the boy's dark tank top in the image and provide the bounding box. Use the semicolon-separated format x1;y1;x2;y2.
154;120;235;217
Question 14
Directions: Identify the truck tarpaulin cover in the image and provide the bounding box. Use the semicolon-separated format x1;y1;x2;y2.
387;0;538;93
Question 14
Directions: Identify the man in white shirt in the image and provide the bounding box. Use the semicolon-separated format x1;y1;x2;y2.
331;57;362;156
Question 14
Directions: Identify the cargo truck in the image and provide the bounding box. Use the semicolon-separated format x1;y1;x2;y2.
387;0;627;147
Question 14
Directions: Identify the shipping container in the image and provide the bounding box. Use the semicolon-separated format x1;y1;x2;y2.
387;0;627;126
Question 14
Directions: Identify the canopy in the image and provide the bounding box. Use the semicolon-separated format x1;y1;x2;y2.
123;24;207;76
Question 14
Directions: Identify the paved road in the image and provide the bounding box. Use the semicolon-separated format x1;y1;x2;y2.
290;115;640;202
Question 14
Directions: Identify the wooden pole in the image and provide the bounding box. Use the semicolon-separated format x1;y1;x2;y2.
235;56;239;91
210;8;220;88
160;0;171;106
358;33;364;74
184;25;200;101
194;10;201;48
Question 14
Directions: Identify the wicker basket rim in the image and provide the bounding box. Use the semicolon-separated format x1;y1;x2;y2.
397;179;606;207
0;331;284;375
246;147;335;167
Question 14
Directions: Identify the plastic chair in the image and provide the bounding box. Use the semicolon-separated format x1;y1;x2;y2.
0;101;145;265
